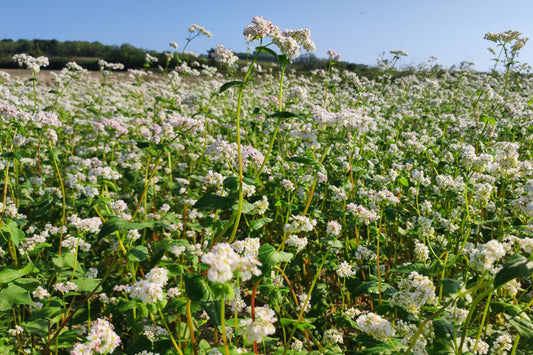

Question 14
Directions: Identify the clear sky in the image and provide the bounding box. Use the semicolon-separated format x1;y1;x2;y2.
2;0;533;71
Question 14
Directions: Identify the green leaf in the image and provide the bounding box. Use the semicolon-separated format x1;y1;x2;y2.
389;263;429;275
86;197;114;216
20;261;39;275
238;199;255;214
249;218;272;232
24;318;50;336
268;111;301;120
211;282;235;301
348;279;397;296
29;305;63;322
223;176;256;192
398;177;409;186
202;300;222;327
73;278;102;292
184;273;211;302
52;252;77;269
321;237;343;249
256;46;278;59
166;263;184;277
358;343;398;354
219;81;246;93
0;283;33;311
194;194;235;211
505;313;533;351
279;317;315;330
480;114;496;126
440;279;463;298
0;219;24;247
1;151;22;161
0;268;26;284
127;245;149;262
13;278;40;291
287;156;325;173
258;243;293;275
48;148;61;161
494;254;533;289
98;216;154;240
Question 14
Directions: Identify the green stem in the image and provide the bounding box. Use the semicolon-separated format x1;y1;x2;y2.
282;250;329;355
220;296;230;355
473;292;493;351
48;141;67;255
155;305;184;355
227;48;263;243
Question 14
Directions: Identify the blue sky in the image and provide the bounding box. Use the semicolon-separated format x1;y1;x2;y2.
2;0;533;71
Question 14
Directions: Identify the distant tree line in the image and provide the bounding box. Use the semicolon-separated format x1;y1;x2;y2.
0;38;395;78
0;39;206;70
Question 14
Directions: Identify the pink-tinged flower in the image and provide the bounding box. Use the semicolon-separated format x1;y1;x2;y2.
71;318;120;354
243;16;278;41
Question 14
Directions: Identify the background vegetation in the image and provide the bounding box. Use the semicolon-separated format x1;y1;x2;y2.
0;38;380;76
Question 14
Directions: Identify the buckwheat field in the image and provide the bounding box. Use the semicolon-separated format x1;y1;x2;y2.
1;17;533;355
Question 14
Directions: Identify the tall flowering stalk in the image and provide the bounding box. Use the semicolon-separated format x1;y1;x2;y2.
484;30;528;96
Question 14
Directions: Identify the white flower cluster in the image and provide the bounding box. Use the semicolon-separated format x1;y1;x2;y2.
53;281;78;293
205;139;264;170
390;49;408;57
212;44;239;68
32;111;62;128
356;312;395;342
326;220;342;236
327;49;341;61
98;59;124;71
354;245;377;261
346;203;378;225
396;319;432;355
72;318;121;354
12;53;49;73
240;305;277;344
88;166;123;181
323;328;343;344
296;293;311;313
201;243;261;283
232;237;260;258
231;287;246;313
250;195;269;215
127;266;168;304
68;215;102;234
484;30;528;53
143;324;167;342
443;304;469;325
32;286;50;300
285;234;308;252
468;239;507;273
18;230;48;255
391;271;438;314
359;188;400;205
202;170;224;187
491;333;513;354
243;16;315;59
283;215;316;234
165;114;205;134
188;24;213;38
312;106;377;133
413;240;429;262
336;261;356;278
61;236;91;253
8;325;24;336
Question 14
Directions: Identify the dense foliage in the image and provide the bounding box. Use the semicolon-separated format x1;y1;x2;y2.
0;19;532;355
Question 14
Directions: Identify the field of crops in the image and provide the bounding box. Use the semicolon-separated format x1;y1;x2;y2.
1;18;533;355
